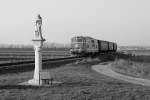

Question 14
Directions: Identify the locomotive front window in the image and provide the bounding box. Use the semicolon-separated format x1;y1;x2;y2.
71;37;84;43
77;39;83;42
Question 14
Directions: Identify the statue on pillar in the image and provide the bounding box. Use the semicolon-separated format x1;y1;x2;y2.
35;14;44;40
28;14;46;85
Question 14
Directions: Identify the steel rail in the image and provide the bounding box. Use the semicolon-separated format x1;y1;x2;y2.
0;56;83;68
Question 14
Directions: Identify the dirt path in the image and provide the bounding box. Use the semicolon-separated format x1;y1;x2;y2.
92;63;150;87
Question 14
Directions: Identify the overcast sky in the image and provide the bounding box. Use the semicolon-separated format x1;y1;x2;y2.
0;0;149;46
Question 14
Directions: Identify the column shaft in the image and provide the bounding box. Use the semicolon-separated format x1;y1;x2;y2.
33;46;42;80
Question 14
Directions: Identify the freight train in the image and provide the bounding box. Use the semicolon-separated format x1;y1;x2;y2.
70;36;117;56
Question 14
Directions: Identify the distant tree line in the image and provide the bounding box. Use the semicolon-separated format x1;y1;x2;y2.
0;42;71;51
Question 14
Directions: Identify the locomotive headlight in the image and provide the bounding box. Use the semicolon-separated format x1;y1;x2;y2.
74;44;79;48
79;48;82;52
70;49;73;52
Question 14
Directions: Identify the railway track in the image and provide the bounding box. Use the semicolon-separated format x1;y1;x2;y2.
0;56;83;70
0;53;118;74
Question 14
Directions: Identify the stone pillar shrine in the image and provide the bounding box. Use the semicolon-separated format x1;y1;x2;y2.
28;14;45;85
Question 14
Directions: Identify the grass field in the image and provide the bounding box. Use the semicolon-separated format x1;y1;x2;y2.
1;60;150;100
112;59;150;80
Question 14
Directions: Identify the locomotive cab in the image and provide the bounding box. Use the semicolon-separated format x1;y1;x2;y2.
70;36;86;56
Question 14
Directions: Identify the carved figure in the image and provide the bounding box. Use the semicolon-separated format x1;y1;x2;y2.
35;14;44;39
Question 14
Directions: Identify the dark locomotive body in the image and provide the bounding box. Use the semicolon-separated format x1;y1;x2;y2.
70;36;117;56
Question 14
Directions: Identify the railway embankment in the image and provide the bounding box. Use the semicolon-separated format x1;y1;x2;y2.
0;57;82;74
111;59;150;80
92;62;150;87
109;52;150;80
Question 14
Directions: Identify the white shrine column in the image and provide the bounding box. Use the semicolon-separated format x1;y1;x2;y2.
33;40;42;81
28;39;45;85
28;14;46;85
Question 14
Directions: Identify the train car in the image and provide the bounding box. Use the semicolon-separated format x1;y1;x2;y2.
84;37;98;54
70;36;99;55
99;40;109;52
70;36;117;56
70;36;86;55
113;43;117;52
108;42;114;51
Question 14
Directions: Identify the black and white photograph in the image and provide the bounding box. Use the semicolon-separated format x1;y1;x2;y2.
0;0;150;100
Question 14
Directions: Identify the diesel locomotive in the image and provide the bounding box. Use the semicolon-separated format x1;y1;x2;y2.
70;36;117;56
